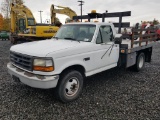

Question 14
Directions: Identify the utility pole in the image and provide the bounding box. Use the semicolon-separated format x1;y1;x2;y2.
78;0;84;22
38;11;43;23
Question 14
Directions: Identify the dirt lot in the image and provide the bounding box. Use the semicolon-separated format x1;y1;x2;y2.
0;41;160;120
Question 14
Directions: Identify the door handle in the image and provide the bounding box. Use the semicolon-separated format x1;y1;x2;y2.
84;57;90;61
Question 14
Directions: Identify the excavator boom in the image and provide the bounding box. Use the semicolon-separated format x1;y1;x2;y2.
50;4;77;24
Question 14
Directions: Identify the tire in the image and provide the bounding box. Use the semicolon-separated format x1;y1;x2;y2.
134;52;145;72
11;37;17;44
55;70;84;103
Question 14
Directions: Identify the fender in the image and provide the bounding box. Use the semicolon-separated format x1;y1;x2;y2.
54;59;87;75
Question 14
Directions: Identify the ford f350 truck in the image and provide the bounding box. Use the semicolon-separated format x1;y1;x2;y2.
7;11;158;102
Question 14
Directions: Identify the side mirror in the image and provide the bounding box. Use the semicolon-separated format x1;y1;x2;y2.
114;34;122;44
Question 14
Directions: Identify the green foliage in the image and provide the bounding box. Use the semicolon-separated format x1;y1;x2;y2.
153;18;159;25
141;19;159;25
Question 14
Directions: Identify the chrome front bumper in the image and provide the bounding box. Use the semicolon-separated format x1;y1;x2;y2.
7;63;59;89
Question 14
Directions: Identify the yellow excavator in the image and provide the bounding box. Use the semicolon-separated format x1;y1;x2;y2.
10;3;59;44
50;4;77;24
10;3;36;40
10;3;77;44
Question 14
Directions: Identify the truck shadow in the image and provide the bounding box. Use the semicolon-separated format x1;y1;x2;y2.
9;65;146;108
11;67;131;103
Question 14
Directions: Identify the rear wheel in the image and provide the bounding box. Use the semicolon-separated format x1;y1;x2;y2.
134;52;145;72
55;70;84;103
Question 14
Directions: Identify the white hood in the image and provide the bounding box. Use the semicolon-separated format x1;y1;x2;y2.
10;39;89;57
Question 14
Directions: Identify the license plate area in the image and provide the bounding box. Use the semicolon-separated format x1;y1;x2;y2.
12;75;20;82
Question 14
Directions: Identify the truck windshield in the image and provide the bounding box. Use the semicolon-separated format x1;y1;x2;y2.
54;24;96;42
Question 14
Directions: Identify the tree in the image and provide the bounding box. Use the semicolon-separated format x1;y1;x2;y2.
1;0;24;18
153;18;159;25
1;0;24;31
141;19;159;25
55;17;60;22
0;14;3;31
65;17;71;23
1;0;10;18
3;18;10;31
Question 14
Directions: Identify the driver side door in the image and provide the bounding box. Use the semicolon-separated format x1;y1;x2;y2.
93;25;119;69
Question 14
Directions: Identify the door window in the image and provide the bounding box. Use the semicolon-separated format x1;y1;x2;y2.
96;25;113;44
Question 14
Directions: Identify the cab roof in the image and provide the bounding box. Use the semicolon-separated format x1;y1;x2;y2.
66;22;114;26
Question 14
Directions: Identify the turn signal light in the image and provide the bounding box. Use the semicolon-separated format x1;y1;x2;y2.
121;49;125;53
33;66;54;72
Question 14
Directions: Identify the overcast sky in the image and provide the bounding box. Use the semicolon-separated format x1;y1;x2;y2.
0;0;160;25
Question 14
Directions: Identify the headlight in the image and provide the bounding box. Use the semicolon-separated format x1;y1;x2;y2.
33;58;54;72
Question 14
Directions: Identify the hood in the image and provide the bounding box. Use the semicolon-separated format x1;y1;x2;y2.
10;39;89;57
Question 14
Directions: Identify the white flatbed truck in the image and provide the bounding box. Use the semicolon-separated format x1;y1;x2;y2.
7;11;158;102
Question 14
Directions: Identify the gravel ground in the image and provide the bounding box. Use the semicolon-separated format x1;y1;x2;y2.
0;41;160;120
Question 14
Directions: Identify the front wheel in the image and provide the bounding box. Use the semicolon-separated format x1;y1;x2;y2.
134;52;145;72
55;70;84;103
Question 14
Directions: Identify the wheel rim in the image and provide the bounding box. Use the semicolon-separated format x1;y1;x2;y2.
65;77;79;97
139;55;144;68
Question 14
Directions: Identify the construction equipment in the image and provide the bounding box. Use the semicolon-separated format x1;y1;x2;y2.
10;3;59;44
10;3;36;34
10;3;77;44
50;4;77;24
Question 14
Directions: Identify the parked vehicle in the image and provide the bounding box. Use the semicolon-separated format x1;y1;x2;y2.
0;31;10;40
7;11;158;102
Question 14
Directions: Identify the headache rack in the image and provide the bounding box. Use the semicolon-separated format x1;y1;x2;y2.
73;11;131;33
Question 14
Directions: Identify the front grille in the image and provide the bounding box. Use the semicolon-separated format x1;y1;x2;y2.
10;51;33;71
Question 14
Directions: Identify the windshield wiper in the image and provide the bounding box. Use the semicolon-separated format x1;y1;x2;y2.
64;37;76;40
53;37;59;39
64;37;80;43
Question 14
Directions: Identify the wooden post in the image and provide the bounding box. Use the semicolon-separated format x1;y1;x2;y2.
154;28;158;42
131;28;134;48
139;29;142;47
146;28;149;45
